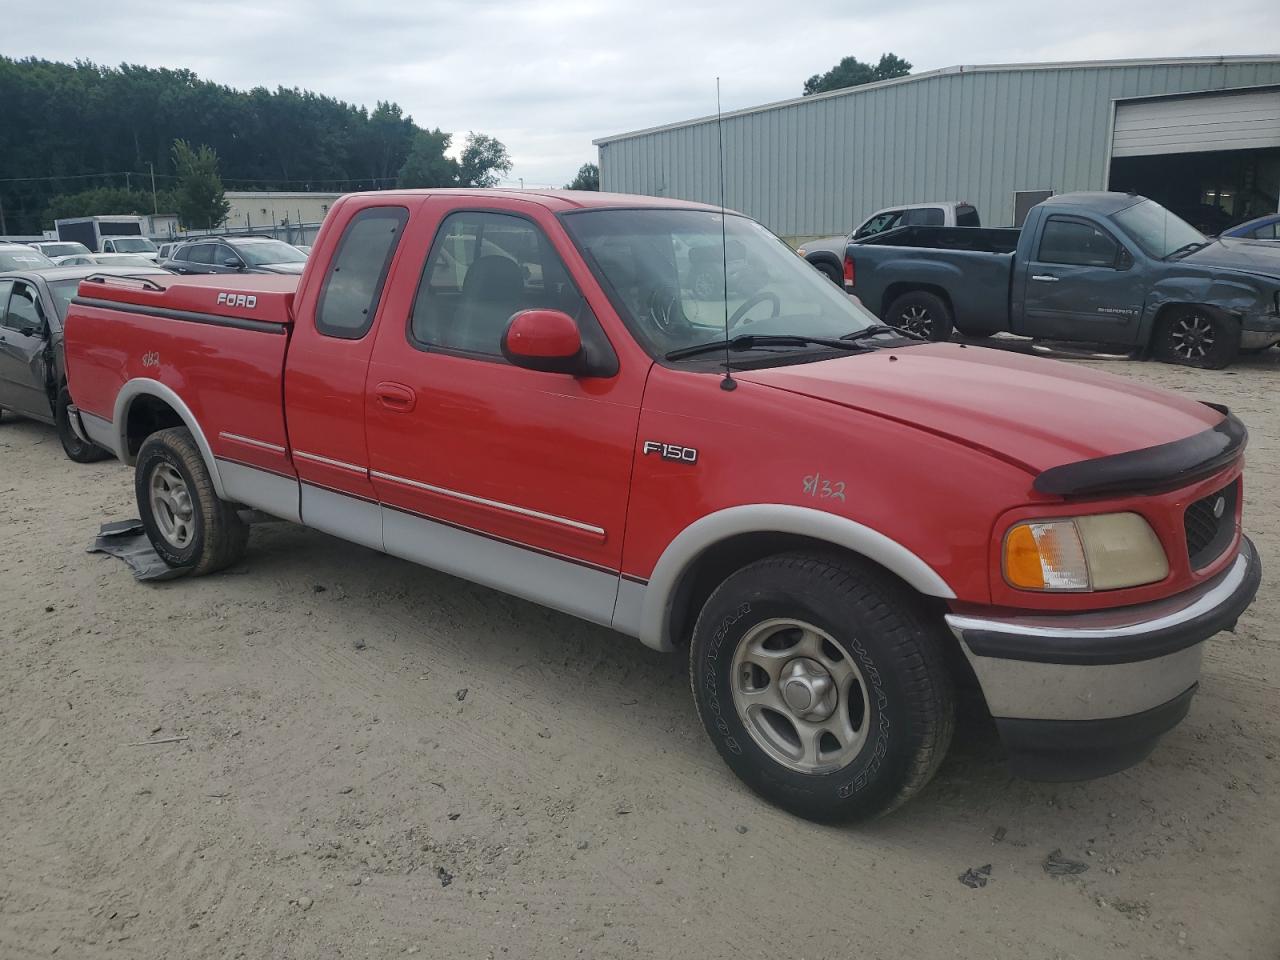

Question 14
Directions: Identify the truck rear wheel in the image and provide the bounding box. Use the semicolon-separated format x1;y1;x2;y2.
135;427;248;576
811;259;843;286
1154;306;1239;369
884;290;954;341
689;552;955;822
56;388;110;463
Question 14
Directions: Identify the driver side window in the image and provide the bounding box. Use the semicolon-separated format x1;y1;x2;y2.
1038;217;1121;267
410;211;585;358
2;282;43;334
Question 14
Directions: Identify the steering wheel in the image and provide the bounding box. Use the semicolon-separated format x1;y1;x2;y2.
728;291;781;331
646;285;687;334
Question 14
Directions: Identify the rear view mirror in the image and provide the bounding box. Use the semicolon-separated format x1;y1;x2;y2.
501;309;584;374
224;258;242;268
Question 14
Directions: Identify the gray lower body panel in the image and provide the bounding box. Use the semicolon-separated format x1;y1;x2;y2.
81;410;116;452
300;483;383;552
382;507;619;628
217;458;301;523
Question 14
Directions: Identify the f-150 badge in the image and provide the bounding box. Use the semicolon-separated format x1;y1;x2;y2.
643;441;698;464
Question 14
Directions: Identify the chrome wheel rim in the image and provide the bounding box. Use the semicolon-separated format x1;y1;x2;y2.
1171;314;1215;360
149;462;195;549
730;618;869;774
899;305;932;338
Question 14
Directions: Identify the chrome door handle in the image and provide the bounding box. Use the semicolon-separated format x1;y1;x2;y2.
1031;274;1059;282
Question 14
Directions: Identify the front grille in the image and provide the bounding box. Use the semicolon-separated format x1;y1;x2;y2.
1184;480;1238;569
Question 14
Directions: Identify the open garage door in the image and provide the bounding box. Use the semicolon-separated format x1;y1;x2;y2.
1110;87;1280;233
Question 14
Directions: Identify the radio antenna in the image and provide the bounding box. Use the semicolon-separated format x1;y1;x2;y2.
716;77;736;391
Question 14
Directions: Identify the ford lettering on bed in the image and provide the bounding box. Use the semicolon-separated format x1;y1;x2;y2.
61;189;1261;822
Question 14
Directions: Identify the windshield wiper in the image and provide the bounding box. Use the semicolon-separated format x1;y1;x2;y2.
1165;240;1208;260
665;334;866;361
841;323;925;343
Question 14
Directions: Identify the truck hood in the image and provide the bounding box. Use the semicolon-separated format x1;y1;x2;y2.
736;343;1225;478
796;235;848;257
1181;237;1280;280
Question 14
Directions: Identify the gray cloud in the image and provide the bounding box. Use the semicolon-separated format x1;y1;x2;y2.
7;0;1276;186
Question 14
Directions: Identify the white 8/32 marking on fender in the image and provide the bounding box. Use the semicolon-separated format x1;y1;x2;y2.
802;473;846;502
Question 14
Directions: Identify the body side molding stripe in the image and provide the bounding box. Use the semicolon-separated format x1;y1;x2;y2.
294;450;369;475
371;469;606;538
220;431;287;454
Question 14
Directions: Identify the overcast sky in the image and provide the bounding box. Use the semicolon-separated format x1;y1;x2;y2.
8;0;1278;187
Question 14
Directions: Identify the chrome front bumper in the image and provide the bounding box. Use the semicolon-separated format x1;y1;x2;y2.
944;538;1260;780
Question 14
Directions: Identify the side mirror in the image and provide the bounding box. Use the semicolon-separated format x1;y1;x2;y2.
501;309;585;375
224;257;242;269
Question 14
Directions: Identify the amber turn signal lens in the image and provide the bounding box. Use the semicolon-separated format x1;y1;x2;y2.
1004;524;1047;590
1002;520;1090;591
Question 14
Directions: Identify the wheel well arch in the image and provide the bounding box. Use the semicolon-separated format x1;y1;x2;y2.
632;504;956;652
662;531;880;649
805;251;843;273
880;282;954;320
1147;301;1240;351
112;378;226;497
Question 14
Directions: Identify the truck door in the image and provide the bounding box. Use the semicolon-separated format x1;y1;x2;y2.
1019;215;1145;344
0;280;54;419
364;204;643;626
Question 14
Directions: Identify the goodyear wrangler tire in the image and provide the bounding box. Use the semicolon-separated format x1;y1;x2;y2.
690;552;955;822
135;426;248;576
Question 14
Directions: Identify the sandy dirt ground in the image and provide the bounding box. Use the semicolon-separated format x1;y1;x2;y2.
1;349;1277;960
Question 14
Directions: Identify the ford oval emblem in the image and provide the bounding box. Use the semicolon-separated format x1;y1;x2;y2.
1212;497;1226;519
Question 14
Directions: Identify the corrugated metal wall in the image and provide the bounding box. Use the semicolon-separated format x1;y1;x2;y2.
596;59;1280;239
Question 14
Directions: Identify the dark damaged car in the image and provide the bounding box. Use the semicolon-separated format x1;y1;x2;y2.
0;265;170;461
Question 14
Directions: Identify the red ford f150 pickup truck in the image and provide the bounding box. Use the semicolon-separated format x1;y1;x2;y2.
63;189;1260;821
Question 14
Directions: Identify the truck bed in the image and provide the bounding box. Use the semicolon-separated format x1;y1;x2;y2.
847;228;1017;333
858;225;1021;254
64;272;300;484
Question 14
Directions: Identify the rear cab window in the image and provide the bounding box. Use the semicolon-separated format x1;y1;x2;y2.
955;205;980;227
903;207;945;227
315;206;410;339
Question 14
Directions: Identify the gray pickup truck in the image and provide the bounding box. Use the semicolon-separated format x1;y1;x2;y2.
846;192;1280;368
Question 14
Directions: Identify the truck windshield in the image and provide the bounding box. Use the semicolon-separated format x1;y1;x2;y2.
236;240;308;265
1112;199;1205;259
563;208;879;359
109;237;158;253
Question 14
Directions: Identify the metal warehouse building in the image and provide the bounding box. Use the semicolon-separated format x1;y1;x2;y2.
594;56;1280;241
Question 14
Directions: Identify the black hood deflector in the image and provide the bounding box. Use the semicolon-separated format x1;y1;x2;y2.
1033;404;1246;497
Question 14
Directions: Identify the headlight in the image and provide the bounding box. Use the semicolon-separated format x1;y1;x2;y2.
1003;513;1168;592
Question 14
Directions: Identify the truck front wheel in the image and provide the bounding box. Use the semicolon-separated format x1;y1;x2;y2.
1154;306;1239;369
135;427;248;576
689;553;955;822
884;290;954;341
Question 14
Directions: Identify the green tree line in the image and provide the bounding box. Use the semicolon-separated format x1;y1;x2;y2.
0;56;511;235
